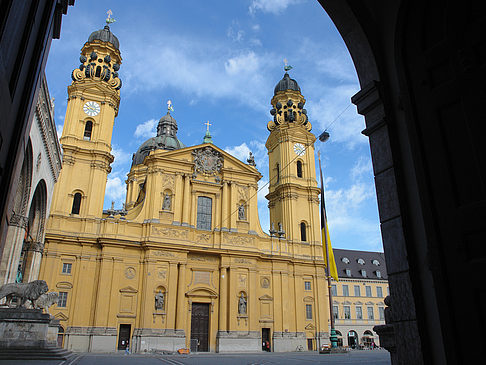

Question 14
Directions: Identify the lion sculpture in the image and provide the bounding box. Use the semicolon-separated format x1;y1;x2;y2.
0;279;49;308
33;291;59;314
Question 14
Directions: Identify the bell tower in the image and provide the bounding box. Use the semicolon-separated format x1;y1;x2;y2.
50;23;122;218
265;72;321;244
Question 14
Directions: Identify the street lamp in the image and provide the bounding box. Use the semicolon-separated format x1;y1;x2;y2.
318;130;338;349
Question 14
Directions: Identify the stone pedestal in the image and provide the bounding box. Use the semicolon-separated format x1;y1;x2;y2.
0;308;72;360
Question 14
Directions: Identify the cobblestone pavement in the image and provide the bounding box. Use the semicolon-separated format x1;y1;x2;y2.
0;349;390;365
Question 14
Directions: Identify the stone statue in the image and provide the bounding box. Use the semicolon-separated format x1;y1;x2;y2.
155;290;165;310
0;279;48;308
33;292;59;314
247;152;256;167
238;292;247;315
238;204;245;220
162;193;171;211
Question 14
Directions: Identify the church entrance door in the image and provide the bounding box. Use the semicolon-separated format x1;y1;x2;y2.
117;324;131;350
191;303;210;352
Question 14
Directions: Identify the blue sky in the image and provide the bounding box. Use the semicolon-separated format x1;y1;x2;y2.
46;0;383;252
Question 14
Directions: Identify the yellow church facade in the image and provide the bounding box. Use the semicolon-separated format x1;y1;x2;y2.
39;24;330;353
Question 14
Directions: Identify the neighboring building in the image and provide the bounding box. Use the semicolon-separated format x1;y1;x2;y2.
331;249;388;348
0;74;62;285
39;24;330;353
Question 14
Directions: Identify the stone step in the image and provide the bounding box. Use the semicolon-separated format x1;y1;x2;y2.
0;346;74;360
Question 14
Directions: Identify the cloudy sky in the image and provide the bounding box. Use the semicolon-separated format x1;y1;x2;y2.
46;0;383;252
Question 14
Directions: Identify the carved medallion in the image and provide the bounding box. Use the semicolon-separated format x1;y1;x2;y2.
125;267;136;279
261;277;270;289
192;147;223;175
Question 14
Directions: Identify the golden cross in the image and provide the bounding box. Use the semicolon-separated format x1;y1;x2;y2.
284;58;288;66
204;121;212;132
107;9;113;18
167;100;173;111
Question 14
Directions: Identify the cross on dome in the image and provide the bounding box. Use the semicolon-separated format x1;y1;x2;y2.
167;100;174;112
284;58;293;72
205;120;212;132
106;9;116;24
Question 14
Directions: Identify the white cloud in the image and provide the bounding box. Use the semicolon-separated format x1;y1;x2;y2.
351;156;373;181
224;143;251;162
105;176;126;205
227;23;245;42
224;140;268;170
251;24;260;32
257;179;270;232
224;51;260;75
134;119;157;139
56;123;63;140
249;0;303;15
111;145;132;168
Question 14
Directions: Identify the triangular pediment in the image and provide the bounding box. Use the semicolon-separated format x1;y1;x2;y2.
54;312;68;321
148;143;261;177
259;294;273;301
305;323;316;330
119;286;138;293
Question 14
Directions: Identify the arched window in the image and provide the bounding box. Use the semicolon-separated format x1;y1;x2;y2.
300;222;307;241
95;66;101;77
276;163;280;183
297;160;303;178
83;121;93;140
71;192;82;214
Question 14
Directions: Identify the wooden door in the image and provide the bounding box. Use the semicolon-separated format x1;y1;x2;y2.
191;303;209;352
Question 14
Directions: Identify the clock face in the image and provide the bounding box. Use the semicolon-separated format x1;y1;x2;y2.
83;101;100;117
293;143;305;156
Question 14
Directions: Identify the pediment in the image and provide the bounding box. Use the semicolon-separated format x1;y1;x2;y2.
259;294;273;301
150;144;261;176
305;323;316;330
185;287;218;298
54;312;68;321
56;282;73;289
355;301;363;305
365;301;374;305
343;300;352;305
303;296;314;302
119;286;138;293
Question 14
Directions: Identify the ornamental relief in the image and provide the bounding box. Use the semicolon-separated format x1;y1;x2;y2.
222;232;255;246
162;174;175;189
192;147;223;176
152;226;188;239
195;233;211;244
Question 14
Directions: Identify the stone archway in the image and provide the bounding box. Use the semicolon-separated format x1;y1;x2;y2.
19;179;47;282
0;141;33;284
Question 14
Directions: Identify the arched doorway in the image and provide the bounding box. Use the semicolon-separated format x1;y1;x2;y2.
57;325;65;348
347;330;358;349
18;180;47;282
362;330;374;348
335;330;343;347
0;141;32;284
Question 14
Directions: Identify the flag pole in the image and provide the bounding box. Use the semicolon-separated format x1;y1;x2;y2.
318;151;338;348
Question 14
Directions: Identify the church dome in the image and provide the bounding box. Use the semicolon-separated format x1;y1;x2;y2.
88;25;120;49
132;112;185;166
274;72;301;94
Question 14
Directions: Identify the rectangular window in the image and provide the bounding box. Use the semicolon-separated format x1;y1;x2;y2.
379;307;385;320
304;281;311;291
331;285;337;296
365;286;372;297
196;196;212;230
58;292;68;308
306;304;313;320
333;305;339;319
367;306;374;320
376;286;383;297
354;285;361;297
62;263;72;274
356;306;363;319
342;285;349;297
344;306;351;319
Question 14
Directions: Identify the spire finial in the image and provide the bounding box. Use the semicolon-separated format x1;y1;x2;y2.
284;58;293;72
167;99;174;112
203;121;213;144
106;9;116;25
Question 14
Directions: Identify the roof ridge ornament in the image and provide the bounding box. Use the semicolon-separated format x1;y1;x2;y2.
203;121;213;144
283;58;293;72
167;99;174;113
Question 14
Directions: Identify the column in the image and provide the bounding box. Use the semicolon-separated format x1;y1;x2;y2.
182;175;191;226
281;271;290;332
249;269;258;330
173;173;183;224
221;181;228;231
229;183;237;232
176;263;187;331
218;266;227;332
167;262;178;330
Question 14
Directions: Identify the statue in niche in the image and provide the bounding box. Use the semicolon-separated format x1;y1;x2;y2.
155;290;165;311
162;193;171;211
238;292;247;315
247;152;256;167
238;204;245;220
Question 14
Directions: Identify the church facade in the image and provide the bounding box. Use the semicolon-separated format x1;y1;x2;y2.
40;25;330;353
